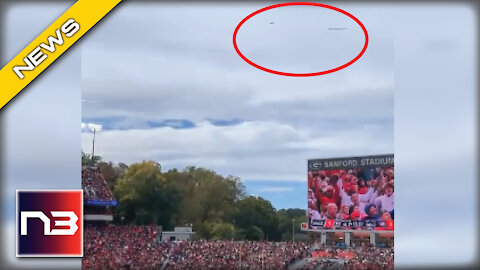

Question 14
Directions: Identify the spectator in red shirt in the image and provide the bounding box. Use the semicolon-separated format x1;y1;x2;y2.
319;186;336;209
358;178;368;195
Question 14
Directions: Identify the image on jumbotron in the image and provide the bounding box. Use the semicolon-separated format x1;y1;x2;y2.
307;155;394;231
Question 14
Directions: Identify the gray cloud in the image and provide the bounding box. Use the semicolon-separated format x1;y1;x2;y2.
81;3;394;184
82;3;393;127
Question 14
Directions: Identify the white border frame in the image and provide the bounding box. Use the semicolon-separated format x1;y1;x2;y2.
15;189;84;258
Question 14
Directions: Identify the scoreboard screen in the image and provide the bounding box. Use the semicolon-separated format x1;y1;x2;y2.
307;154;394;231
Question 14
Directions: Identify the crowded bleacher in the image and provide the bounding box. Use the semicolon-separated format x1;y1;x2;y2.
82;166;116;202
82;225;393;270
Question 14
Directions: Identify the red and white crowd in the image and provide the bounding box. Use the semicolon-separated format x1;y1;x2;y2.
82;225;393;270
82;166;115;201
301;246;394;270
308;167;394;227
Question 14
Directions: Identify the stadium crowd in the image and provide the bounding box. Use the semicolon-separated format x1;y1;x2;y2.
308;167;394;228
82;166;116;201
341;246;394;270
164;240;308;269
304;246;394;270
83;224;164;269
82;225;393;270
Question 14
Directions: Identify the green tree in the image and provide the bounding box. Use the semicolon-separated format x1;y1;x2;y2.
163;166;245;237
82;151;102;167
211;222;235;240
234;196;280;241
192;221;214;240
243;226;264;241
98;162;128;191
114;161;181;229
276;208;308;242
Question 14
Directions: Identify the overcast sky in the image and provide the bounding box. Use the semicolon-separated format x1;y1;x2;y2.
80;3;394;210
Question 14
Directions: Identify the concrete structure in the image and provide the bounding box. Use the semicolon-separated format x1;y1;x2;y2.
84;214;113;221
161;226;195;241
320;232;327;245
345;232;351;246
301;227;393;247
369;232;376;246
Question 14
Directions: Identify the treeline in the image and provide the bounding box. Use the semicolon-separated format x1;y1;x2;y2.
82;153;308;241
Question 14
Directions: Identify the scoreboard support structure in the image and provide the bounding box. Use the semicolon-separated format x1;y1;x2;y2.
300;225;392;247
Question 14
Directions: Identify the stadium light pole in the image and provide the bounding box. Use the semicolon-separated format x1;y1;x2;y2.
86;123;102;161
92;128;96;158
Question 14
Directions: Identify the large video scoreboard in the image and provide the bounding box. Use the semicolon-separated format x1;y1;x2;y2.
307;154;394;231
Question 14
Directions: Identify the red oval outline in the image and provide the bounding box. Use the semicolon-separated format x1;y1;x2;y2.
233;2;369;77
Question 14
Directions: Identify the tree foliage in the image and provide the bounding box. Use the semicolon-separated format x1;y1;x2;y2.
91;155;308;241
233;196;281;241
98;161;128;190
114;161;180;229
242;226;264;241
163;167;245;230
276;208;308;242
81;151;102;167
211;222;235;240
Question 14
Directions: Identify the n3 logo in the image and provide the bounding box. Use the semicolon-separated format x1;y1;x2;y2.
16;190;83;257
20;211;79;236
